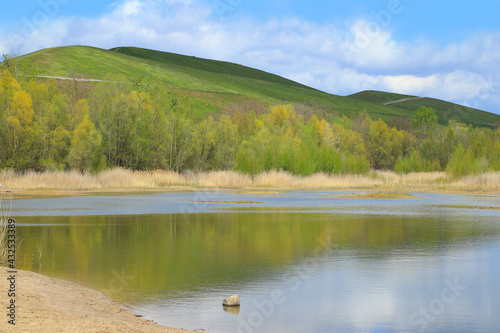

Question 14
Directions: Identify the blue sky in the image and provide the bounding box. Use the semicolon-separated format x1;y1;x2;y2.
1;0;500;114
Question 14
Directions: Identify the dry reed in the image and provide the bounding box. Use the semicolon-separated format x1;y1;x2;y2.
0;168;499;193
373;171;447;189
0;195;11;265
195;171;253;188
0;169;187;190
448;172;500;191
252;171;383;188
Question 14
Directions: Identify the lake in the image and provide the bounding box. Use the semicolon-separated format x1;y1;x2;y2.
9;190;500;332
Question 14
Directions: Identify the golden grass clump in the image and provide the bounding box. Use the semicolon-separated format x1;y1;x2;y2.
197;171;253;188
252;170;297;188
374;171;447;189
292;173;381;189
0;168;189;190
95;169;186;188
448;172;500;191
252;170;384;188
0;169;98;189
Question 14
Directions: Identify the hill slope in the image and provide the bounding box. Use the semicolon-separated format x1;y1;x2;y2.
111;46;313;89
5;45;500;127
349;91;500;127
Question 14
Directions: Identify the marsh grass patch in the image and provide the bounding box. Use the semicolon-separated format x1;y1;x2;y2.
191;201;264;204
444;205;500;210
329;191;419;200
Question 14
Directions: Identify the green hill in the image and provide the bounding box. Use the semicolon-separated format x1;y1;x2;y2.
349;90;500;127
348;90;419;104
111;47;312;89
4;45;500;127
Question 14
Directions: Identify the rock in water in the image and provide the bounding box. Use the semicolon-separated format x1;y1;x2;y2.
223;295;240;307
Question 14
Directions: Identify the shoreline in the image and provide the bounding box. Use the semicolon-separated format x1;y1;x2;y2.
1;169;500;199
0;266;197;333
2;184;500;200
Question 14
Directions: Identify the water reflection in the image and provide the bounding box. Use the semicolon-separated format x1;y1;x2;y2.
14;209;500;332
223;305;241;315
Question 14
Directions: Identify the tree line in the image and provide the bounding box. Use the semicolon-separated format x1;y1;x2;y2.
1;70;499;178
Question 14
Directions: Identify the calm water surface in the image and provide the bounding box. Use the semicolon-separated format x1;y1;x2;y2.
10;191;500;332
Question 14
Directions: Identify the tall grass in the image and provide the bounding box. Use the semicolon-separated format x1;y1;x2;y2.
0;195;11;266
448;172;500;191
0;169;185;190
374;171;447;189
252;171;383;188
0;168;498;192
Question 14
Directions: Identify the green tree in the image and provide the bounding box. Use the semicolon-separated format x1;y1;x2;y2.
0;71;22;163
2;54;18;76
214;115;238;170
190;116;217;171
267;104;293;128
412;107;438;138
92;77;136;168
366;120;395;170
68;115;103;172
4;90;36;168
446;144;489;178
490;140;500;171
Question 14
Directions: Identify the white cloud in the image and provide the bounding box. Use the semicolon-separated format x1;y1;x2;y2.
1;0;499;114
117;0;141;16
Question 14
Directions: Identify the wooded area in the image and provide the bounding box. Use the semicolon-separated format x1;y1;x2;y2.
1;70;499;178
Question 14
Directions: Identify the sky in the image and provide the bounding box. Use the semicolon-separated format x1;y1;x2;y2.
1;0;500;115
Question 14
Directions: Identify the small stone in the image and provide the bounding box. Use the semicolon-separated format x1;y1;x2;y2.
223;295;240;307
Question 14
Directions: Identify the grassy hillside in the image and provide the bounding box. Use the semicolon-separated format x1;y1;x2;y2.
386;97;500;127
4;45;500;127
349;90;419;104
350;91;500;127
111;47;312;88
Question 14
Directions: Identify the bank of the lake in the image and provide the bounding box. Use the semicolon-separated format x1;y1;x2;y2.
1;169;500;199
0;266;197;333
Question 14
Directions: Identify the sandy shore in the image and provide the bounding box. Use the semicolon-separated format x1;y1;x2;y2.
0;267;197;333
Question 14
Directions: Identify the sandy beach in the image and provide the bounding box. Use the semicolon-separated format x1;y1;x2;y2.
0;267;197;333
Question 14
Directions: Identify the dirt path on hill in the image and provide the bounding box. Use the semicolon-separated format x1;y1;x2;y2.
382;97;425;105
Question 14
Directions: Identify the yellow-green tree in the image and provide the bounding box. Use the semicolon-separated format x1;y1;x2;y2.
366;120;405;170
68;115;103;172
0;70;21;108
4;90;35;167
214;115;238;170
267;104;293;128
412;107;438;139
191;116;217;170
